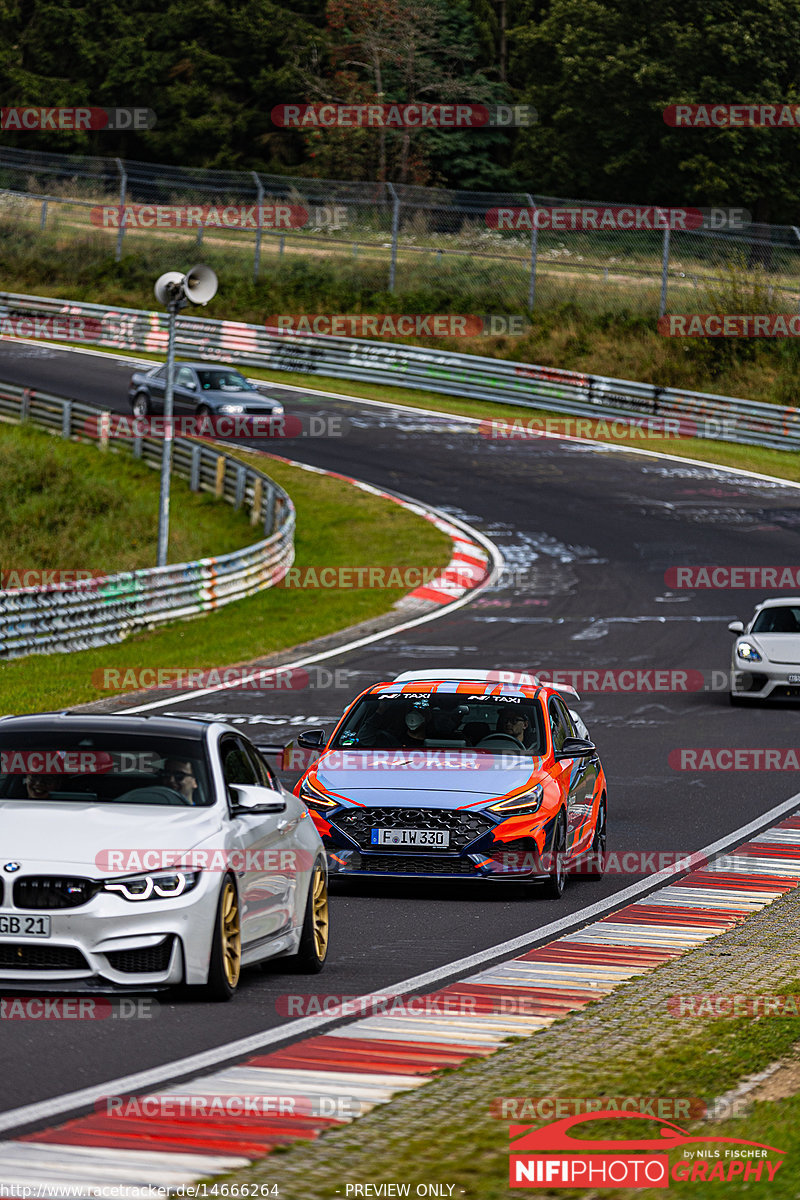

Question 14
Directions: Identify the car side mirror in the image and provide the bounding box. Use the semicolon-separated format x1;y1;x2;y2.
556;736;596;760
230;784;286;814
297;729;326;750
728;621;744;635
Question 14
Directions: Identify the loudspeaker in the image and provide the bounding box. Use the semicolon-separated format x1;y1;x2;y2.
183;264;218;306
154;271;185;306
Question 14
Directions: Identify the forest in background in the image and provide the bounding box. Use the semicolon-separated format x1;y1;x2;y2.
1;0;800;219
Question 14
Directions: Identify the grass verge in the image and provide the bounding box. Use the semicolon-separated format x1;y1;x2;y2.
0;448;451;713
0;420;258;571
217;881;800;1199
1;223;800;404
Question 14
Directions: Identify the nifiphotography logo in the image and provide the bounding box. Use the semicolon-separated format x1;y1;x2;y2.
508;1111;785;1188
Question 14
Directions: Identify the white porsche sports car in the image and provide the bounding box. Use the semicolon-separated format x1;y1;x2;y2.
729;598;800;704
0;713;329;999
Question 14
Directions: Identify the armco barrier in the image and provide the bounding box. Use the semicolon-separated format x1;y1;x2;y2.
1;290;798;451
0;381;295;658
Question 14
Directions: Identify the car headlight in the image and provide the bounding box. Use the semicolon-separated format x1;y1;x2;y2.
298;778;338;809
219;404;245;414
488;783;544;815
270;405;285;416
103;870;201;901
737;642;762;663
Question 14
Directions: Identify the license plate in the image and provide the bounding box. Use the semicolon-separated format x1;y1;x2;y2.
789;675;800;684
0;913;51;938
371;828;450;848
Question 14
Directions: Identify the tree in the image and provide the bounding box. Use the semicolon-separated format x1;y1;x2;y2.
509;0;800;220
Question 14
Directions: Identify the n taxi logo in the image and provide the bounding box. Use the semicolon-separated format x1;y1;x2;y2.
508;1110;785;1188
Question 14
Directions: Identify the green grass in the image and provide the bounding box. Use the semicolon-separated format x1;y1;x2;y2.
0;450;451;713
3;217;800;406
0;420;257;571
222;982;800;1199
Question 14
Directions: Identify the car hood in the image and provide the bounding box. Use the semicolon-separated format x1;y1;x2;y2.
746;633;800;664
0;801;221;872
313;754;545;806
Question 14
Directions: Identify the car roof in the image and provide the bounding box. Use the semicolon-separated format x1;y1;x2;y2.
147;362;246;373
0;712;211;739
365;669;579;700
754;597;800;609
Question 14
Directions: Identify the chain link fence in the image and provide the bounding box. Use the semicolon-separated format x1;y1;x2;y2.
1;145;800;318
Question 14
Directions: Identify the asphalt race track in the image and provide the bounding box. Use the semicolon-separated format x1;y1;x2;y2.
1;339;799;1125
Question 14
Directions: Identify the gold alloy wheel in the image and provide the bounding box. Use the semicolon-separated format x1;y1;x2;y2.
221;878;242;988
312;866;330;960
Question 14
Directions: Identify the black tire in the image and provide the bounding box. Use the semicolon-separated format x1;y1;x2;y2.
540;814;567;899
131;391;151;418
583;797;607;880
200;875;241;1001
196;404;212;417
287;859;329;973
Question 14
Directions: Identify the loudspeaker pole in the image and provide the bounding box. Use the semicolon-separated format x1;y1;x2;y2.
153;265;218;567
156;292;182;567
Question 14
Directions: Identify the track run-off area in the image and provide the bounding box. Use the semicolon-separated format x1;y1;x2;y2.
1;338;799;1132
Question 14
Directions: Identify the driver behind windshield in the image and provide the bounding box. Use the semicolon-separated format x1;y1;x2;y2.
158;758;199;803
497;708;535;748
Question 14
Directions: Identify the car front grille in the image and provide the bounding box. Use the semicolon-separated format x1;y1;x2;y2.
334;807;493;851
359;855;479;876
105;938;173;974
0;944;89;970
14;877;100;910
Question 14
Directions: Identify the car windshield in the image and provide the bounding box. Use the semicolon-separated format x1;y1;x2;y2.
0;733;212;806
331;693;546;753
196;370;253;392
751;606;800;634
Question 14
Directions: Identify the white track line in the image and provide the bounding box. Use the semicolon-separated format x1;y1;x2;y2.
0;788;798;1137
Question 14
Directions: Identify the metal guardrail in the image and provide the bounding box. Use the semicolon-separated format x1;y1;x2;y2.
1;290;798;453
0;380;295;659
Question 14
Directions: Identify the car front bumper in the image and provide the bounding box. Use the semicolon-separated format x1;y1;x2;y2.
0;870;221;990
